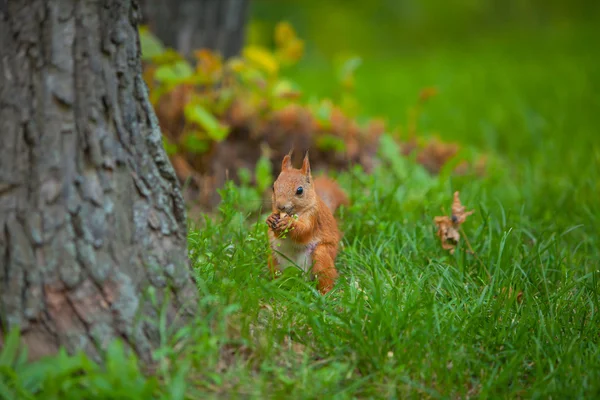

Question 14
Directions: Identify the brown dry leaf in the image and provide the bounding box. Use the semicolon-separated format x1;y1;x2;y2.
434;191;474;254
453;160;470;175
434;216;460;253
400;137;418;157
451;191;474;224
517;291;524;304
418;86;438;103
416;138;460;174
194;48;222;81
500;287;524;304
169;154;196;182
475;155;488;176
154;84;192;140
142;64;156;90
366;118;386;140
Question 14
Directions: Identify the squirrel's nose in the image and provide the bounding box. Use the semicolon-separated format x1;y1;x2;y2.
277;203;292;213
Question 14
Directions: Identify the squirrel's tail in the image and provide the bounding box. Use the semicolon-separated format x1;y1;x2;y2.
314;176;349;214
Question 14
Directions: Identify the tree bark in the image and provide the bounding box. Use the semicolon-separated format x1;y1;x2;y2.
139;0;250;59
0;0;197;363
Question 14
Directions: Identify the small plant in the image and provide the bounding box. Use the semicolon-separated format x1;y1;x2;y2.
0;328;158;399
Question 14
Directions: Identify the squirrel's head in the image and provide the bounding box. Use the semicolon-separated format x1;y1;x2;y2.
272;151;316;216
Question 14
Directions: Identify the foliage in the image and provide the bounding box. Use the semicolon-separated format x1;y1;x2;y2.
0;328;158;399
139;22;473;211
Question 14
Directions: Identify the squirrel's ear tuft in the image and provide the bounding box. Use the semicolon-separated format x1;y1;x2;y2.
281;154;292;171
301;151;311;181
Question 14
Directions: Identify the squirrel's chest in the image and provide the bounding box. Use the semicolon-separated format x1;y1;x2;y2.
270;237;318;273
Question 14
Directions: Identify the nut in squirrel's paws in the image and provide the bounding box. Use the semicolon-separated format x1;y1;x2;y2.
266;212;285;230
267;212;293;235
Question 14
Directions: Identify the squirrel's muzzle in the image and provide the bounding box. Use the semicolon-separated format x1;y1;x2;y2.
276;203;293;214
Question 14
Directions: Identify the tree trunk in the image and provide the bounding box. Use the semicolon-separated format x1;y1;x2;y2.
140;0;250;59
0;0;197;363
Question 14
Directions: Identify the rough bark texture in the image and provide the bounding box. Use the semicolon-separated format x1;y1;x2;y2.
139;0;249;59
0;0;197;363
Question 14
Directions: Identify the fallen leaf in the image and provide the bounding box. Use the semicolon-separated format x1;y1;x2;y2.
434;216;460;253
194;48;222;82
434;191;474;254
170;154;195;180
416;138;460;174
419;86;438;103
451;191;474;224
500;287;524;304
243;45;279;76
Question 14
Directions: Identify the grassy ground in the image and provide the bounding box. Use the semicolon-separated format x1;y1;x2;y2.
2;13;600;400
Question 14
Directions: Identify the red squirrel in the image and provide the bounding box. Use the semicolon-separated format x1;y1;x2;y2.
266;151;349;294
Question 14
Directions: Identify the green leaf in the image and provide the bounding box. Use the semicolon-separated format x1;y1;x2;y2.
338;56;362;88
338;56;362;78
243;45;279;76
155;61;193;85
151;49;185;65
272;79;302;98
238;168;252;186
166;361;190;400
214;88;235;115
105;340;127;378
87;375;112;394
162;136;178;156
0;377;16;400
18;361;53;393
313;101;333;129
255;155;273;193
378;134;409;181
14;346;27;369
184;103;230;141
316;134;346;153
139;26;165;61
0;327;20;367
181;132;210;153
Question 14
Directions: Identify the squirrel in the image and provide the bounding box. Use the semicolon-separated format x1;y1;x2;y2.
266;150;349;294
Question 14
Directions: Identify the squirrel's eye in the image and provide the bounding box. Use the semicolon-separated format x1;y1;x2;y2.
296;186;303;195
272;184;275;192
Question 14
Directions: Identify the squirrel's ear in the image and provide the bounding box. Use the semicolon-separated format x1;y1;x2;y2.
281;154;292;171
301;151;311;181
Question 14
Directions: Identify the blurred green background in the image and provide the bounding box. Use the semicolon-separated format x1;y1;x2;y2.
249;0;599;156
249;0;599;226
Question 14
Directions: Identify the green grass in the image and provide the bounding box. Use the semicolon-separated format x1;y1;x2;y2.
3;136;599;398
2;12;600;400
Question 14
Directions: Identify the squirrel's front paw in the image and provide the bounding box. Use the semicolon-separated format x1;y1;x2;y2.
266;213;280;230
273;215;293;236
